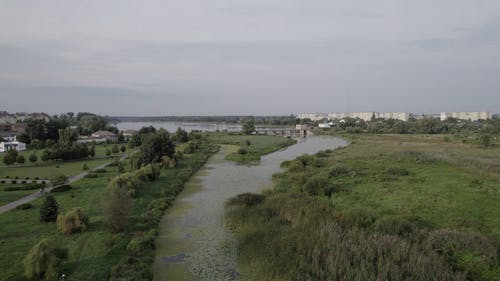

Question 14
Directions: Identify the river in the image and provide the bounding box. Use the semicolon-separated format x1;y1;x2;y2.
116;121;292;133
153;136;347;281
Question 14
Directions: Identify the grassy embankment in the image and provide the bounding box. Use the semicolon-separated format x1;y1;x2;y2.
0;145;127;205
0;142;218;281
207;133;296;163
226;134;500;281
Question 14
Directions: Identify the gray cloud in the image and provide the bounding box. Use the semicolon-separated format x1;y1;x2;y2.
0;0;499;115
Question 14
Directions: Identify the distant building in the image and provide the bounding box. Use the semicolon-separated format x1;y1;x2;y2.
0;139;27;152
122;130;138;140
77;130;118;144
440;112;492;121
318;122;334;128
296;112;410;122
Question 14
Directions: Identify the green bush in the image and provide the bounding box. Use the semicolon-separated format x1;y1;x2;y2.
57;208;89;235
385;166;410;176
51;174;68;186
4;183;44;191
371;216;416;236
126;230;157;255
302;175;337;197
103;185;133;232
16;203;33;210
84;172;98;178
39;195;59;222
227;193;266;207
329;165;350;177
51;185;72;192
23;239;67;281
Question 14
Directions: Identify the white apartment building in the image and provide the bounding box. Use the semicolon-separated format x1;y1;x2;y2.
440;112;492;121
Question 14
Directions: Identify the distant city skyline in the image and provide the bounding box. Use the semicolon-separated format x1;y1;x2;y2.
1;1;500;115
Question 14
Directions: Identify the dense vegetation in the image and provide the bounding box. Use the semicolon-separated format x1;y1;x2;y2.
227;134;500;281
0;127;218;281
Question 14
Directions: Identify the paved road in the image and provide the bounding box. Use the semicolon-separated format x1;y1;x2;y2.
0;155;128;214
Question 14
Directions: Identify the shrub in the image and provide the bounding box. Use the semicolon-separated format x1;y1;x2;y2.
51;185;72;192
11;180;17;184
385;166;410;176
302;175;337;197
103;185;133;232
21;180;27;184
126;230;157;255
342;207;377;229
94;168;107;173
29;153;38;163
161;156;176;168
112;144;119;154
23;239;68;281
329;165;350;177
40;195;59;222
4;183;44;191
227;193;266;207
82;163;89;171
16;203;33;210
51;174;68;186
16;155;25;164
57;208;89;235
0;180;5;184
237;148;248;155
120;145;126;153
371;216;416;236
84;172;98;178
106;149;112;156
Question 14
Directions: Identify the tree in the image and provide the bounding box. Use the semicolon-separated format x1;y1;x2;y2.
174;127;189;143
120;145;126;153
242;119;255;135
89;145;96;158
105;149;112;157
138;129;175;165
111;144;119;154
16;155;25;164
3;150;17;165
29;153;38;163
23;239;68;281
103;185;133;232
40;195;59;223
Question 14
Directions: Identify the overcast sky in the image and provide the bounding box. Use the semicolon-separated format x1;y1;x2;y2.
1;0;499;116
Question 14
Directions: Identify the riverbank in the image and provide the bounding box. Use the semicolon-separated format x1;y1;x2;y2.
226;134;500;281
154;136;346;281
0;143;218;281
206;133;297;163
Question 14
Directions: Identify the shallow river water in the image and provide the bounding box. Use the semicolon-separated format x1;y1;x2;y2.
153;136;347;281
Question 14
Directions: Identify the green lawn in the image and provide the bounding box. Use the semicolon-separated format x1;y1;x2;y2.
0;184;38;206
0;144;127;179
207;133;296;163
0;143;218;281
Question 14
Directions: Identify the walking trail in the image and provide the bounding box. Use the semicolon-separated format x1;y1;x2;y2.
0;154;128;214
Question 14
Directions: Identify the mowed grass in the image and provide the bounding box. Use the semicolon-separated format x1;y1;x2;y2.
0;144;126;179
0;184;37;206
207;133;296;163
327;134;500;239
0;144;217;281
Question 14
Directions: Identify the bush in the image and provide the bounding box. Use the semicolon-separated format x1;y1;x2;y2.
84;172;98;178
120;145;126;153
82;163;89;171
126;230;157;255
385;166;410;176
23;239;68;281
57;208;89;235
16;203;33;210
4;183;44;191
302;175;337;197
329;165;350;177
11;180;17;184
371;216;416;236
51;174;68;186
29;153;38;163
51;185;72;192
342;207;377;228
16;155;26;164
94;168;107;173
103;185;133;232
112;144;119;154
227;193;266;207
40;195;59;222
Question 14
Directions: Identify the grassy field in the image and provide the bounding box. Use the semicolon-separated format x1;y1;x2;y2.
206;133;296;163
227;134;500;280
0;184;38;206
0;144;126;179
0;143;218;281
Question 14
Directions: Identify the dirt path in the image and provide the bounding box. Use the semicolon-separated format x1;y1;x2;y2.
0;154;128;214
